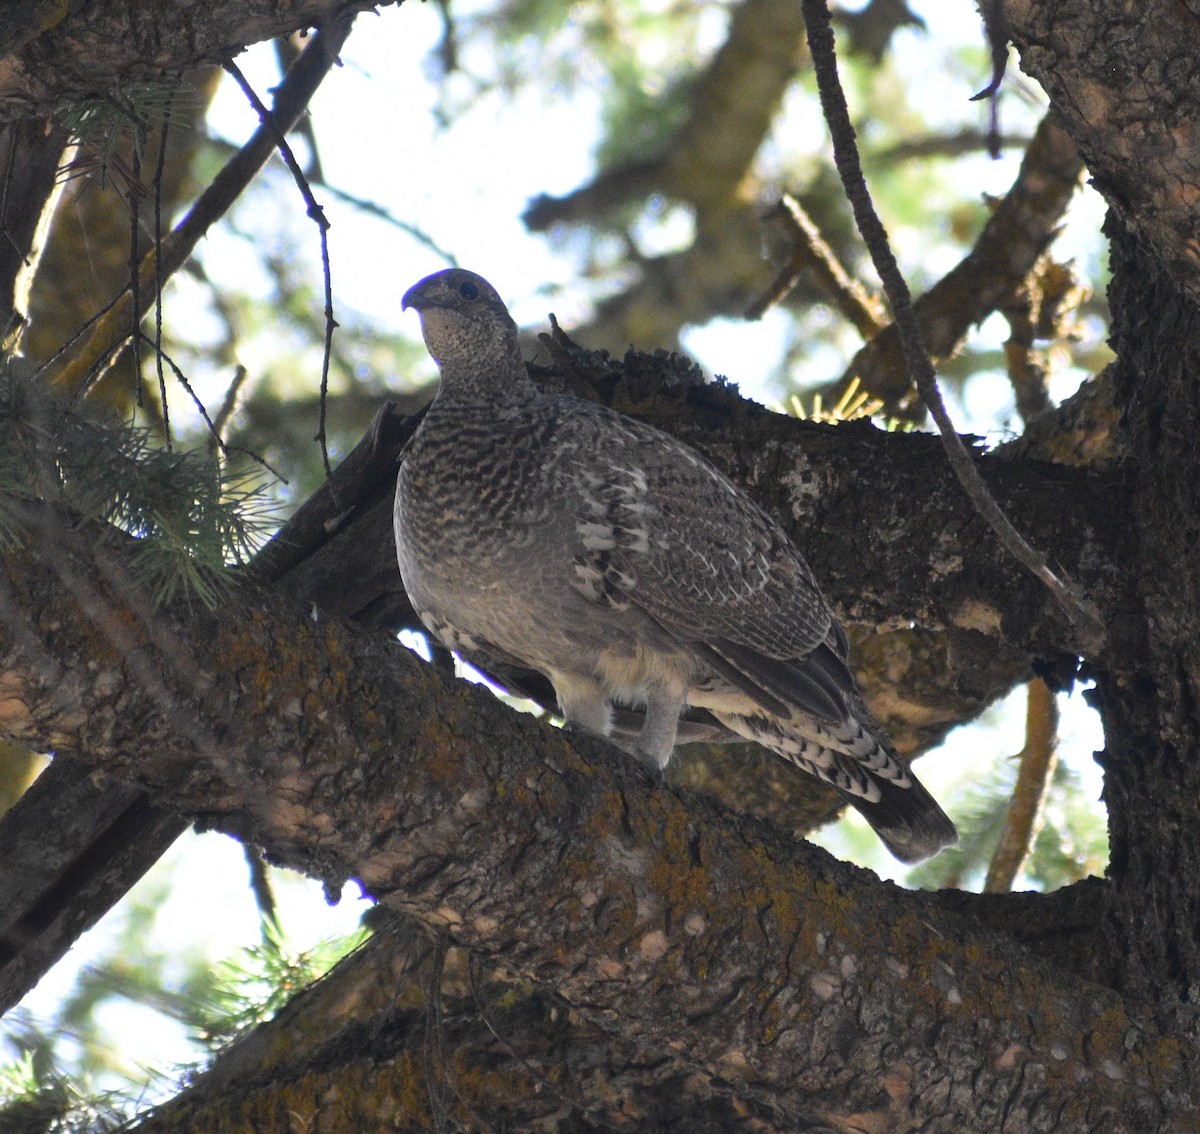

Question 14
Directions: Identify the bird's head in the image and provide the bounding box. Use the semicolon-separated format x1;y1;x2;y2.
402;269;525;384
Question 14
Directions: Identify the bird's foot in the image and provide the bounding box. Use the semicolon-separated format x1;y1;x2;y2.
633;745;670;785
562;723;667;785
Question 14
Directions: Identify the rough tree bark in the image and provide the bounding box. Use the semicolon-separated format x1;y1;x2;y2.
0;0;382;116
1006;0;1200;299
0;502;1187;1131
1006;0;1200;1006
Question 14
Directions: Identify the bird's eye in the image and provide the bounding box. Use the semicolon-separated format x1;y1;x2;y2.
458;281;479;300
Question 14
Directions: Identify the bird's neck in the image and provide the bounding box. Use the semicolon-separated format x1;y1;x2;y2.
432;356;539;406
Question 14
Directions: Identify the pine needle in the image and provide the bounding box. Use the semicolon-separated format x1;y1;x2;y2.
0;364;277;608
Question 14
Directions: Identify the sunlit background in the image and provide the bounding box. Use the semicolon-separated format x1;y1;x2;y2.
3;0;1111;1111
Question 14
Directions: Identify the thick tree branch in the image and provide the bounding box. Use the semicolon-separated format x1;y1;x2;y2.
0;351;1129;1014
0;1;384;119
1098;211;1200;999
131;884;1122;1130
0;524;1189;1130
0;771;183;1013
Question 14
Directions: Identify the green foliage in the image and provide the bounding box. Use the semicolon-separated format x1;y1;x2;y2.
0;364;276;607
1;840;368;1125
0;1050;128;1134
188;917;369;1052
57;83;193;169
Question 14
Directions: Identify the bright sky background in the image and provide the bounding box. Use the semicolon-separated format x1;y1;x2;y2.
199;0;1106;396
5;0;1109;1100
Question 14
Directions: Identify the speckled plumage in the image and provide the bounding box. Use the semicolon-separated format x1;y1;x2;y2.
394;268;957;862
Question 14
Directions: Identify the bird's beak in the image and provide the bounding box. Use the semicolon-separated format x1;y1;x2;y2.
401;282;423;311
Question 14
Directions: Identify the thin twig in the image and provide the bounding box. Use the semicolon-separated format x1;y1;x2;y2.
0;125;20;264
320;181;460;263
210;364;249;453
38;17;354;398
747;194;887;333
138;330;225;448
273;33;327;185
224;57;338;483
152;90;174;446
140;333;284;482
127;128;145;414
836;111;1084;414
970;0;1014;157
971;0;1013;103
984;678;1059;893
49;289;136;402
800;0;1105;655
874;129;1029;163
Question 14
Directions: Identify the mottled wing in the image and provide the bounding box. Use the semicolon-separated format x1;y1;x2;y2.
565;405;847;720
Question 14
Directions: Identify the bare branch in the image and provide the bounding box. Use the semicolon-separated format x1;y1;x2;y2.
747;193;887;332
210;364;250;452
150;87;175;436
836;111;1086;412
37;16;354;395
801;0;1105;655
874;128;1030;162
320;180;459;263
224;57;339;482
984;677;1060;893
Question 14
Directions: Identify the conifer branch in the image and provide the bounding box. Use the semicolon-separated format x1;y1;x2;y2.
0;367;275;606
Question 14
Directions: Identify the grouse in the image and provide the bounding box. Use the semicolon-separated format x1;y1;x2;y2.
394;268;957;863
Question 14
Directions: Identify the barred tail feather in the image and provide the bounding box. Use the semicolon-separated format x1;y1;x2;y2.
837;772;958;864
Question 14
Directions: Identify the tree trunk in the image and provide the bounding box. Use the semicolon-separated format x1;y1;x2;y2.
1095;213;1200;1003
